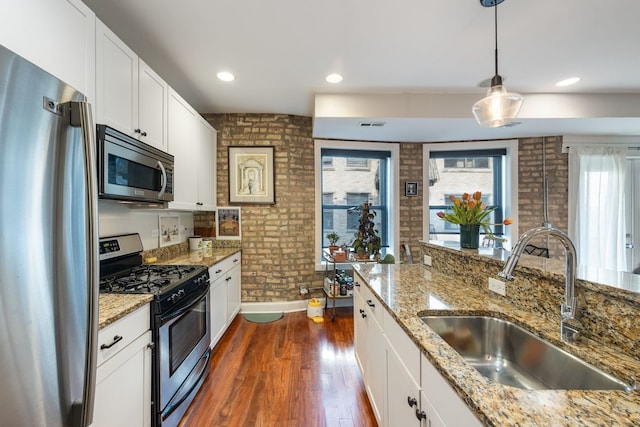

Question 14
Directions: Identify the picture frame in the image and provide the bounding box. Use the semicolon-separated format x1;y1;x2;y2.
159;215;181;247
216;207;242;240
405;181;419;197
228;146;275;204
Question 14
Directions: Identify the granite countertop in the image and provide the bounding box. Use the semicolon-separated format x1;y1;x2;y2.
98;247;241;330
353;263;640;427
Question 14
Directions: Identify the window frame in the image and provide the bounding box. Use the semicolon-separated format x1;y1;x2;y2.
423;140;519;247
314;140;400;270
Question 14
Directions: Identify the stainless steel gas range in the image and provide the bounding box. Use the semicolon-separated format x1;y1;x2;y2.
99;233;210;427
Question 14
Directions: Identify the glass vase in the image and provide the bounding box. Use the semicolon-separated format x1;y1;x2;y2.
460;224;480;249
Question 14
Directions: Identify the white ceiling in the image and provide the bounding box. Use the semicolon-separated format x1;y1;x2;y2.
82;0;640;142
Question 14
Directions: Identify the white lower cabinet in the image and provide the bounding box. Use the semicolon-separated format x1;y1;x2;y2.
387;346;421;427
209;252;242;348
353;272;481;427
93;304;152;427
421;354;481;427
210;272;228;348
353;277;385;425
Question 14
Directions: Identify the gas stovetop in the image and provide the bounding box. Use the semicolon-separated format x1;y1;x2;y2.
99;264;206;295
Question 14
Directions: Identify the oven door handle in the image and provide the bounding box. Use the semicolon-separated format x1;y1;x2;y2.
160;282;210;324
162;348;211;421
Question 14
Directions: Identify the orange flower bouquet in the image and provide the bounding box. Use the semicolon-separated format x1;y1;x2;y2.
437;191;512;242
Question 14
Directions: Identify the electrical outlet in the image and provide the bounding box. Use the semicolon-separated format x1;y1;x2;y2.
151;229;159;238
299;285;309;296
423;254;432;266
488;278;506;296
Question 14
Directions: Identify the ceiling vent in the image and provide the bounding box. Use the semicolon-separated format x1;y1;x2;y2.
359;122;386;127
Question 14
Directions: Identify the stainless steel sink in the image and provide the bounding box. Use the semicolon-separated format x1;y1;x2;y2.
421;315;633;391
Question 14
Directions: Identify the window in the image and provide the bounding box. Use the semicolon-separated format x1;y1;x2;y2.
443;157;489;169
423;140;517;246
346;158;369;169
323;193;334;229
315;140;399;266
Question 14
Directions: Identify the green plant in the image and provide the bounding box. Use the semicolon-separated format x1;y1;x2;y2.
349;201;382;258
326;232;340;246
437;191;512;241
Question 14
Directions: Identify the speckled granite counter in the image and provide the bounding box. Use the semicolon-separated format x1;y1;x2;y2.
98;248;241;329
155;247;240;268
98;294;152;329
353;263;640;426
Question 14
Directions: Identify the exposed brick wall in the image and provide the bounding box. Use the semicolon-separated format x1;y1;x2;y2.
399;143;424;263
517;136;568;259
201;114;323;302
195;112;568;302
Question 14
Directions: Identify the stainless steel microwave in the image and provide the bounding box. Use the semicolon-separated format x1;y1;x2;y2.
97;125;174;204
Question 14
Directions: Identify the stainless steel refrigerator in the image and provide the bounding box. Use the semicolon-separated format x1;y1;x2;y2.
0;44;99;426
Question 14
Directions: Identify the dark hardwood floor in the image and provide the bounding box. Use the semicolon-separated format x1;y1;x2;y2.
179;307;377;427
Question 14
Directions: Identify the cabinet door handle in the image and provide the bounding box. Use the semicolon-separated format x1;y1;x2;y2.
415;408;427;421
141;131;147;137
407;396;417;408
226;277;232;282
147;342;155;350
100;335;123;350
354;282;361;287
360;310;367;318
215;269;222;274
366;300;375;308
134;128;141;134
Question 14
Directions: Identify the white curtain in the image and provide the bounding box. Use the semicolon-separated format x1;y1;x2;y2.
568;145;627;271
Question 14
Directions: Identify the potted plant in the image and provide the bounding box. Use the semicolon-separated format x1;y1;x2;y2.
349;201;382;260
326;232;340;253
437;191;512;249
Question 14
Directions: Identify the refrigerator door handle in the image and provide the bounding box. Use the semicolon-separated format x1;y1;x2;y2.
71;101;99;427
157;160;167;199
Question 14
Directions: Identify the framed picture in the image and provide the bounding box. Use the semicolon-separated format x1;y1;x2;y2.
216;207;242;240
405;181;419;197
228;146;275;204
159;215;181;247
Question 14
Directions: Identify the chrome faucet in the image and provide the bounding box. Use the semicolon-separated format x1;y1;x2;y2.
498;224;582;342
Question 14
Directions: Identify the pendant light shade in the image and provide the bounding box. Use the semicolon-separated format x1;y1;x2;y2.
473;0;523;128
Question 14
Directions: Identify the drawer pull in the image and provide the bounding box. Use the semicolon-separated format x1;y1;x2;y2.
407;396;417;408
100;335;123;350
215;269;222;274
415;408;427;421
366;300;375;308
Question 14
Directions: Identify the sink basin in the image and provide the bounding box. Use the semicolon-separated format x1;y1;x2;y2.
421;315;633;391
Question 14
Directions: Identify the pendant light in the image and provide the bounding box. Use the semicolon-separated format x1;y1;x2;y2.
472;0;523;128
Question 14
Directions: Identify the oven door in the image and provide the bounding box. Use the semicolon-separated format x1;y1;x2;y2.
158;283;211;419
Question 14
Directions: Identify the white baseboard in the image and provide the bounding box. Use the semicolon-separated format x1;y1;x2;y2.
240;297;353;314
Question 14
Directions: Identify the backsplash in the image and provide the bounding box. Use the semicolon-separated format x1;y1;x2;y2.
420;241;640;359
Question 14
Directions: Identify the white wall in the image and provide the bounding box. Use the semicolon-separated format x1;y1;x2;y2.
98;200;194;250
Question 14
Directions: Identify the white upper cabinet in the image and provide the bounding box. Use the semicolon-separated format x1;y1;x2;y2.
168;89;199;210
196;115;217;211
0;0;96;103
95;19;167;151
168;88;217;211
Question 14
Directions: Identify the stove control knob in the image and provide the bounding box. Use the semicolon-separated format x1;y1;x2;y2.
177;289;185;298
168;293;179;304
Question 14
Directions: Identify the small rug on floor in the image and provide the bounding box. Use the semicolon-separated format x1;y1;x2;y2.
243;312;284;323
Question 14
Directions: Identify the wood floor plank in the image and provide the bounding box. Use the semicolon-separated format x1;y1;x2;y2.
179;307;377;427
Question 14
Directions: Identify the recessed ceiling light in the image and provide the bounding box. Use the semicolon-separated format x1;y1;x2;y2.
556;77;580;87
325;73;343;84
217;71;235;82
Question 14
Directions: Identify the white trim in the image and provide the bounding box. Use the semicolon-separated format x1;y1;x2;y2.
563;135;640;153
422;140;519;248
241;299;329;314
314;139;400;270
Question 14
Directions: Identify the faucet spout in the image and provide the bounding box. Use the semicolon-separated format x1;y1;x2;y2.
497;224;580;341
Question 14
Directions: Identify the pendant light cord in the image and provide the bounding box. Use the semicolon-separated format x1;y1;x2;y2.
494;2;499;78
